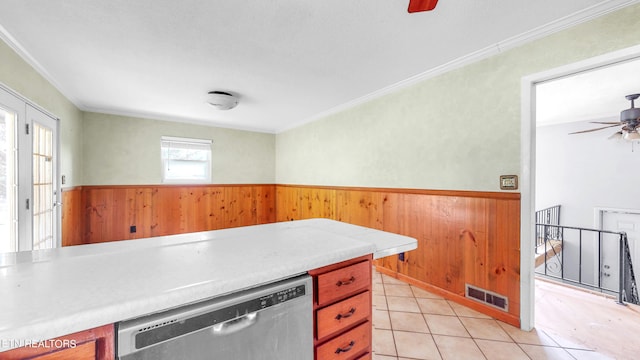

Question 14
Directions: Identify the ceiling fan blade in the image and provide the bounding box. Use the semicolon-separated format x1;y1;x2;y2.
568;124;621;135
408;0;439;13
589;121;624;125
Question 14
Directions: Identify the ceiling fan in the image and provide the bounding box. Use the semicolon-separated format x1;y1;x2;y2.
569;93;640;141
408;0;439;13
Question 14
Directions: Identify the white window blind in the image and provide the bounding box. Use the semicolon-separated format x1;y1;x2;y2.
161;136;212;183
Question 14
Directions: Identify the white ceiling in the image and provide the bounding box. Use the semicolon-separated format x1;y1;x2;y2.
0;0;637;133
536;58;640;127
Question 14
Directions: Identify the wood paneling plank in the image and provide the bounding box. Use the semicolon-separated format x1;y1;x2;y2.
61;187;83;246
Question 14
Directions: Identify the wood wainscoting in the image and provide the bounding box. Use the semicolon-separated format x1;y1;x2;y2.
276;184;521;327
61;184;275;245
62;183;520;326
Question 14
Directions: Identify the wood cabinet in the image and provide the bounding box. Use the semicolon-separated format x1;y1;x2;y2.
309;255;372;360
0;324;114;360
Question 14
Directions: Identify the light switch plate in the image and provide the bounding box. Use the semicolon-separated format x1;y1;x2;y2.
500;175;518;190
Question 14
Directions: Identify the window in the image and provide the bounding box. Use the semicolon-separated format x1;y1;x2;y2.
161;136;212;183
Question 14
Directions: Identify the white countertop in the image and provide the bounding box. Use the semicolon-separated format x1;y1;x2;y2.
0;219;416;351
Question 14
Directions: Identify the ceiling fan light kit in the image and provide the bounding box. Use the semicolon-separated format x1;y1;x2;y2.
206;91;239;110
623;130;640;141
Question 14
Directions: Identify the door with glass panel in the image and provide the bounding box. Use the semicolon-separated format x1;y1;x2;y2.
29;105;58;251
0;87;59;252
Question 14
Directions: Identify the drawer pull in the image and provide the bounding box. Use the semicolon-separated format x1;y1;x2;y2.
335;307;356;320
336;276;356;287
335;340;356;354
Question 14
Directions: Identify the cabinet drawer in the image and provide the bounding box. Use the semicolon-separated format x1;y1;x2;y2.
317;261;370;306
315;321;370;360
33;341;96;360
317;291;370;340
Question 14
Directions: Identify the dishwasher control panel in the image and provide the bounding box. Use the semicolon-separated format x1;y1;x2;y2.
259;284;306;308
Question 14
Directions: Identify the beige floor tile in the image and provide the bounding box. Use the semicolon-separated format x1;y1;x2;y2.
459;318;511;342
564;349;615;360
475;339;529;360
373;309;392;329
382;275;407;285
372;270;383;284
411;286;444;299
389;311;430;333
423;314;470;337
448;301;491;319
497;322;558;346
432;335;486;360
384;284;414;297
519;344;575;360
373;282;385;294
538;329;592;351
373;328;397;356
417;298;456;315
372;354;398;360
386;296;421;313
373;294;388;310
393;331;441;360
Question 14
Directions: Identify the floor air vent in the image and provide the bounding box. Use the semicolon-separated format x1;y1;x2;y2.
465;284;508;312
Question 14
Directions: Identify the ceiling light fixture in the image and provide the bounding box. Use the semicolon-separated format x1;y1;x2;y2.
623;130;640;141
207;91;239;110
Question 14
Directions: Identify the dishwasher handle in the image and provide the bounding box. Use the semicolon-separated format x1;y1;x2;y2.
212;312;258;335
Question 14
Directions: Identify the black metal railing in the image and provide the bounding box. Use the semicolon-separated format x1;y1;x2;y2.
621;233;639;304
535;205;561;248
535;223;639;305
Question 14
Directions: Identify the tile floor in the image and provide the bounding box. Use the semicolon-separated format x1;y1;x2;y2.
371;270;623;360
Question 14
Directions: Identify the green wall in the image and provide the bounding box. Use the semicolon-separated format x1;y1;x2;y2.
275;4;640;191
0;39;84;187
82;112;275;185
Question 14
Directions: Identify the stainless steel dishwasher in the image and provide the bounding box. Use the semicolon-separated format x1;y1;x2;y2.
117;274;313;360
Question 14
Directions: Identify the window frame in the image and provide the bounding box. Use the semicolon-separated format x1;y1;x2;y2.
160;136;212;184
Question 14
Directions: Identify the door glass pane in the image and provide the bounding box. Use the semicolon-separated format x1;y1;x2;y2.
32;123;54;250
0;107;17;252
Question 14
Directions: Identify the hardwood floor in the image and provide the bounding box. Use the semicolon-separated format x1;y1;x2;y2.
534;278;640;359
371;269;639;359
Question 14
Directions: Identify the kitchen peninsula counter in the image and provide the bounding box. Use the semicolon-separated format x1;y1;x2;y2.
0;219;416;352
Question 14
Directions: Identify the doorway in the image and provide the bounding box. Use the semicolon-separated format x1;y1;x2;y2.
0;86;59;252
599;208;640;285
520;43;640;330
